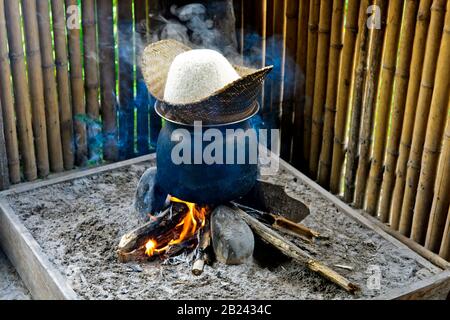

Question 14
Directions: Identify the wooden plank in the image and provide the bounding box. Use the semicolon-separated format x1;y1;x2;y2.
278;157;446;272
0;154;156;197
0;200;79;300
376;270;450;300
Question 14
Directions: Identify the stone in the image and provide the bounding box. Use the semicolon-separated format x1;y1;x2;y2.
134;168;168;221
211;205;254;265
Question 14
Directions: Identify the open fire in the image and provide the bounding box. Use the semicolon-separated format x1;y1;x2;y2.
144;196;210;257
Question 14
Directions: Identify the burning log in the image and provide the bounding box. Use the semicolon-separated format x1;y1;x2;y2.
118;203;188;258
232;205;360;294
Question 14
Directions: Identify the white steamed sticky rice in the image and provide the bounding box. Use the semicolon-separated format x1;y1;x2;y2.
163;49;240;105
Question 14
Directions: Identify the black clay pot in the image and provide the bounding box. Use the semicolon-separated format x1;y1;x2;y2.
155;102;259;205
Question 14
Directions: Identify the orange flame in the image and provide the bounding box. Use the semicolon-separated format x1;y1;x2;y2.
144;196;208;257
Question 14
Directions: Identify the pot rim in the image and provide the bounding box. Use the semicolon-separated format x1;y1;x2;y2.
154;101;260;127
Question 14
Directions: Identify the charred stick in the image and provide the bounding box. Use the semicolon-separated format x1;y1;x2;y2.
232;202;323;242
232;205;360;294
192;219;212;276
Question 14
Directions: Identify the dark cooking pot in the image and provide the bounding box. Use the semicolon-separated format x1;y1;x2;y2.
155;102;259;205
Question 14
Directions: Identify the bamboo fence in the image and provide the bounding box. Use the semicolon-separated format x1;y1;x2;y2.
36;0;64;174
309;0;333;177
398;0;446;237
353;0;387;209
343;0;370;203
390;0;434;230
317;0;344;188
329;0;360;194
378;0;419;222
0;0;448;260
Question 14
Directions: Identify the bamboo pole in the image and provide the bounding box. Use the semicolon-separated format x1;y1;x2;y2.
398;0;446;236
97;0;118;162
439;206;450;260
329;0;360;194
51;0;75;170
148;0;161;148
390;0;433;230
365;0;404;214
262;0;274;127
118;0;135;160
317;0;345;188
65;0;87;166
411;7;450;244
425;106;450;253
343;0;371;203
36;0;64;174
4;0;37;181
309;0;333;178
135;0;149;156
303;0;320;170
292;0;310;167
270;0;286;121
0;99;9;190
353;0;387;208
82;0;101;163
280;0;299;161
21;0;49;178
0;0;20;184
378;0;419;222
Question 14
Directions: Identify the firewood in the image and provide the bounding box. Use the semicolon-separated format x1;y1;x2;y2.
232;202;323;243
232;205;360;294
118;203;187;254
194;225;212;271
192;219;212;276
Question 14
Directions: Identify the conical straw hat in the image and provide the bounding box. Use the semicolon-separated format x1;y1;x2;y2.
141;39;273;125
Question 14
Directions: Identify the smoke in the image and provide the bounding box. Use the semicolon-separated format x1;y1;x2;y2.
149;2;242;64
80;2;304;163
